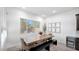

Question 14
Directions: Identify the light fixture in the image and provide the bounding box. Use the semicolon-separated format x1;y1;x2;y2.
22;7;26;9
52;10;56;13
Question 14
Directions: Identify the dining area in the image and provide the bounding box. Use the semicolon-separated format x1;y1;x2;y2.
20;32;54;51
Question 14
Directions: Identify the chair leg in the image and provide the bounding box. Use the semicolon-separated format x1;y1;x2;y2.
45;46;50;51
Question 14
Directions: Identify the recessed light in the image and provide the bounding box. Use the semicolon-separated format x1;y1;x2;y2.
52;10;56;13
22;7;26;9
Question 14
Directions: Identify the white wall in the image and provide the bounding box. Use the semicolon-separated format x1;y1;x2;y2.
3;7;43;50
46;8;79;44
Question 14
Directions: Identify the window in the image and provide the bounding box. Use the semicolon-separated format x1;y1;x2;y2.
48;22;61;33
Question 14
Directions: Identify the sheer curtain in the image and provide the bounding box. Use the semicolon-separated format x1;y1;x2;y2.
1;29;7;49
0;8;7;50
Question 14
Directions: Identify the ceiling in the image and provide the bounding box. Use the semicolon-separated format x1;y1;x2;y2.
21;7;79;18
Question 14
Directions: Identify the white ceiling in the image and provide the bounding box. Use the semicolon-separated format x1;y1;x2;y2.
22;7;79;17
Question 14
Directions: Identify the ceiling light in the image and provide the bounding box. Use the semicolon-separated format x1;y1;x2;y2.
52;10;56;13
22;7;26;9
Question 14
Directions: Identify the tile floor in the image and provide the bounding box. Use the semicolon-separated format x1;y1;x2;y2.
50;42;76;51
5;42;77;51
